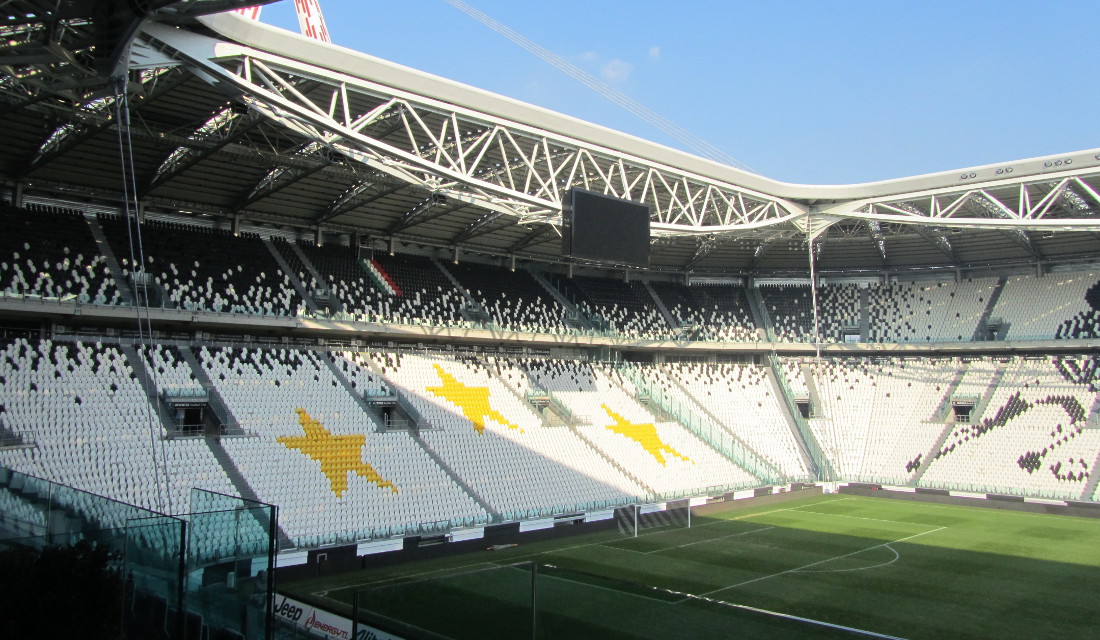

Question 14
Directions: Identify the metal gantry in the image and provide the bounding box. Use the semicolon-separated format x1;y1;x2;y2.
4;6;1100;269
138;23;800;237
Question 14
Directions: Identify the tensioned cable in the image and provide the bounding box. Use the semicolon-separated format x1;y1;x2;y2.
442;0;755;173
113;78;174;516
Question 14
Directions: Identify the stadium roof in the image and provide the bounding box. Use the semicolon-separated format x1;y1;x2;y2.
3;4;1100;275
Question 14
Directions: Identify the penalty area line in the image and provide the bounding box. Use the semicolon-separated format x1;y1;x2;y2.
645;525;776;554
687;525;946;600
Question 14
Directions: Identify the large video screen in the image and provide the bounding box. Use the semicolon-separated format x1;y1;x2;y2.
562;188;651;267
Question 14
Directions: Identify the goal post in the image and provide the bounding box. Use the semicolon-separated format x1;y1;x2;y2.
613;499;692;538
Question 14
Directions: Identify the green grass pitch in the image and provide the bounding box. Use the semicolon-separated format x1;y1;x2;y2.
287;495;1100;639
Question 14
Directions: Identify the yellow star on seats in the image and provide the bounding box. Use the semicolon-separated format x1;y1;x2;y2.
277;408;398;497
425;363;521;434
602;404;692;467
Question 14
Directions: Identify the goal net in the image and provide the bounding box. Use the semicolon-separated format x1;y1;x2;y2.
614;500;692;537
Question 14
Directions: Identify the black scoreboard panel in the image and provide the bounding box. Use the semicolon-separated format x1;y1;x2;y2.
562;188;651;267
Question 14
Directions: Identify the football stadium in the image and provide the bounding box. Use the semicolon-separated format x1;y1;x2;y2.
1;2;1099;638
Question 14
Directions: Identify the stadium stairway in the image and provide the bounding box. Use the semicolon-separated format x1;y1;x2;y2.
262;238;320;315
84;214;135;304
640;281;678;332
431;258;488;323
767;356;825;477
285;241;342;312
118;343;176;434
407;431;500;520
971;277;1008;341
929;367;969;422
318;351;387;426
971;361;1010;424
203;439;295;549
1082;450;1100;499
858;287;870;341
528;270;593;331
911;418;960;486
911;361;1009;486
745;282;772;341
177;347;241;432
799;363;824;420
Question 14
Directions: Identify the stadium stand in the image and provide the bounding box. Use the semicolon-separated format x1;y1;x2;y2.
446;261;573;333
920;356;1100;499
0;204;120;304
196;345;488;545
758;283;861;342
865;277;998;342
657;361;809;479
548;274;670;338
991;271;1100;340
5;208;1100;552
648;281;760;341
368;253;468;326
98;216;307;316
292;241;381;320
358;352;646;516
806;358;955;485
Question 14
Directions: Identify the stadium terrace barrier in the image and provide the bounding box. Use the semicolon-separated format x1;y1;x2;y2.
838;483;1100;519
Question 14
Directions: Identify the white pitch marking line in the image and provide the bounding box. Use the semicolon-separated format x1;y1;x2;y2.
348;561;500;588
693;525;946;599
789;507;939;527
331;497;854;593
795;544;901;574
646;525;776;554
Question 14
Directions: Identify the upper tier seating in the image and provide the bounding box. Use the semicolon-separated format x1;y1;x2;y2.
866;277;997;342
445;262;572;334
548;274;669;338
294;242;382;320
648;282;760;341
0;203;119;304
99;216;306;316
758;283;861;343
369;254;466;326
991;271;1100;340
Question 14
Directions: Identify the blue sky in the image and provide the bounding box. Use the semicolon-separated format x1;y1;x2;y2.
254;1;1099;185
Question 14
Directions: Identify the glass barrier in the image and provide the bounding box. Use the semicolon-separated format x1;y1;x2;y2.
352;561;869;640
0;467;276;640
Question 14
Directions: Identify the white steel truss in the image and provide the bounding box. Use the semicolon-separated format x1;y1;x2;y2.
139;24;800;235
89;24;1100;240
827;169;1100;232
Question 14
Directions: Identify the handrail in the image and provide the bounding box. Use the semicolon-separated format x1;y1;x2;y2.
616;362;786;485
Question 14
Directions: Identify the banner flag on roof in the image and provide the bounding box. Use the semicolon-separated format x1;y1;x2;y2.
233;6;263;20
294;0;332;43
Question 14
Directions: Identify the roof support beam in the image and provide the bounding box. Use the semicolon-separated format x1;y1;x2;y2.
913;226;959;263
451;211;508;244
1002;229;1043;259
387;194;462;234
508;225;556;253
314;181;404;224
140;109;264;198
23;69;189;175
232;157;331;211
684;234;719;270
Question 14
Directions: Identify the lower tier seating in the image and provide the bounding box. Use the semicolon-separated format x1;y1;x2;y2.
2;338;1098;553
